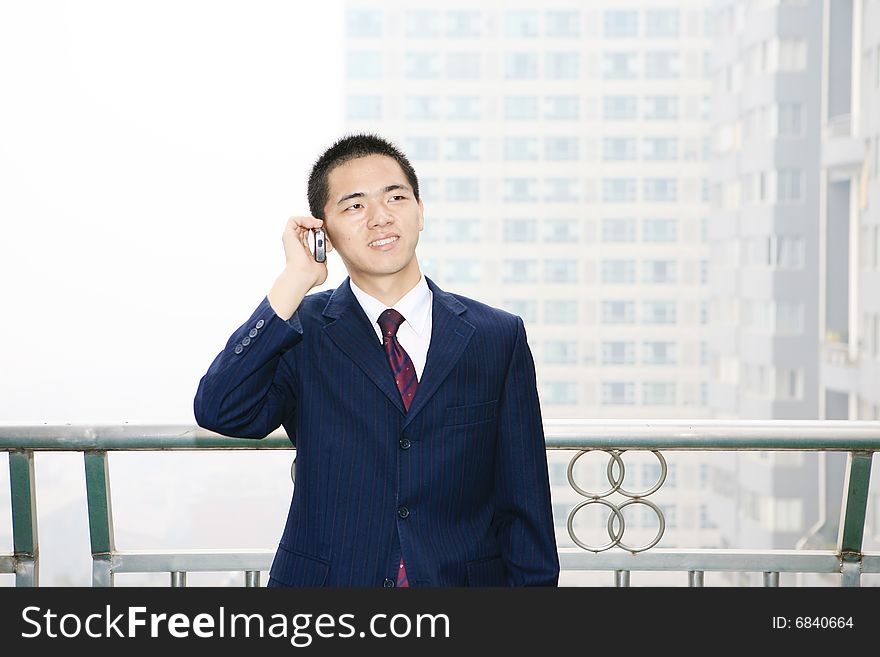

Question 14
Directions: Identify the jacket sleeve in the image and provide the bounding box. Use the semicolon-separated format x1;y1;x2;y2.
193;295;304;441
494;316;560;586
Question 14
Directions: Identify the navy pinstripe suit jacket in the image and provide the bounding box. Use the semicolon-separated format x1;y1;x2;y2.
194;275;559;587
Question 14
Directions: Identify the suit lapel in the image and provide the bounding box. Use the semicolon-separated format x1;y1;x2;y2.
320;275;474;426
403;276;473;430
321;278;407;416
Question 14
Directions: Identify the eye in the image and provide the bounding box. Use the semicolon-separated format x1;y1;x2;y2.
346;203;363;211
390;195;406;201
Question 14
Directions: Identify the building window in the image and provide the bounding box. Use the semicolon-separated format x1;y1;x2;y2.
504;95;538;119
544;300;578;324
642;300;677;324
446;137;480;161
645;51;680;78
405;96;440;119
645;10;679;37
643;178;677;202
405;137;438;161
546;52;579;78
543;381;578;405
603;137;637;161
643;260;677;284
777;38;807;71
546;10;580;37
346;96;382;120
503;218;537;243
446;52;481;78
505;52;539;78
545;95;579;119
346;10;383;38
777;103;804;136
503;178;539;202
642;342;677;365
644;96;678;121
643;382;676;406
504;137;539;161
602;300;636;324
603;10;638;37
404;52;440;79
505;10;539;37
404;11;441;38
777;169;804;203
603;52;638;78
775;369;803;400
603;178;637;202
544;178;579;202
602;382;636;405
545;260;578;283
445;259;481;283
642;219;677;243
446;96;481;120
446;178;480;202
502;259;538;283
544;219;580;242
545;137;579;161
446;10;482;38
642;137;678;161
446;219;481;243
603;96;638;120
601;259;636;284
602;218;637;243
602;341;635;365
545;340;578;364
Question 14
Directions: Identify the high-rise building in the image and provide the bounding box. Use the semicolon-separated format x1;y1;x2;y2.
342;1;719;583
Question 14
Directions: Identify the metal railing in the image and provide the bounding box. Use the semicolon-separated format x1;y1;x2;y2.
1;420;879;587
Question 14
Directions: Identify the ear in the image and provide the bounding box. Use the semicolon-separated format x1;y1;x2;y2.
417;197;425;231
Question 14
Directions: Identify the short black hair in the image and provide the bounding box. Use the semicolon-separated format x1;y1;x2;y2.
307;133;420;220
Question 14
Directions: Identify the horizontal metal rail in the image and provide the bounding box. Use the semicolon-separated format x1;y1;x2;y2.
2;421;878;587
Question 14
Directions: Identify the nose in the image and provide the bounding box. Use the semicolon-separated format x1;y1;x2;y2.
367;204;393;229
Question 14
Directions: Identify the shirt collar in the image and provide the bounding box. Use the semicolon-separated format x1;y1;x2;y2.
349;274;432;337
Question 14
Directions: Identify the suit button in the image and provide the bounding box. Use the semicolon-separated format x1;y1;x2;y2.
399;438;411;449
249;328;258;338
383;578;395;588
242;336;251;346
234;344;243;354
256;319;265;329
398;506;409;518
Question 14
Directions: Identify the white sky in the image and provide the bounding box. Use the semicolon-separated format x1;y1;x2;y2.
0;0;347;424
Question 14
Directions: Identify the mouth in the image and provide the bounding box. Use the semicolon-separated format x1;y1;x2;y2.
368;235;400;250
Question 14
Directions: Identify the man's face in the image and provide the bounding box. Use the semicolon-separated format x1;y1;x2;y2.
323;154;424;283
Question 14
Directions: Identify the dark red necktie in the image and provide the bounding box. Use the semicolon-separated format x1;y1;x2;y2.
377;308;416;588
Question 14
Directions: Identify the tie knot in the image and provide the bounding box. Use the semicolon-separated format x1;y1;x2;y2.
377;308;406;338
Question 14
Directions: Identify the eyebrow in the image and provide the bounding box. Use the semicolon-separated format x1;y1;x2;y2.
336;184;411;206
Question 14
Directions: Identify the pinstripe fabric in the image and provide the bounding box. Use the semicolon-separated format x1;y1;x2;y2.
194;275;559;587
377;308;415;588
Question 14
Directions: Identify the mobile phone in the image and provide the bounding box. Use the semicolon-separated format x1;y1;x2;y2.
313;228;326;263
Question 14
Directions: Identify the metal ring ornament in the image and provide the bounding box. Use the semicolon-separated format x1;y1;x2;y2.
565;449;668;553
566;449;625;498
607;498;666;553
613;450;667;498
567;498;626;553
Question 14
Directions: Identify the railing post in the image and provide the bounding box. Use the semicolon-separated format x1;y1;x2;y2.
245;571;261;587
688;570;704;587
9;450;39;587
170;571;187;587
836;451;873;587
763;572;779;587
614;570;630;587
84;451;116;587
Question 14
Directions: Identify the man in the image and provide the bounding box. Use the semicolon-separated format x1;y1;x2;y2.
194;133;559;587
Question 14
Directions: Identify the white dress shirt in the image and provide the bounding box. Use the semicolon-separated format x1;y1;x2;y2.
349;274;433;382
